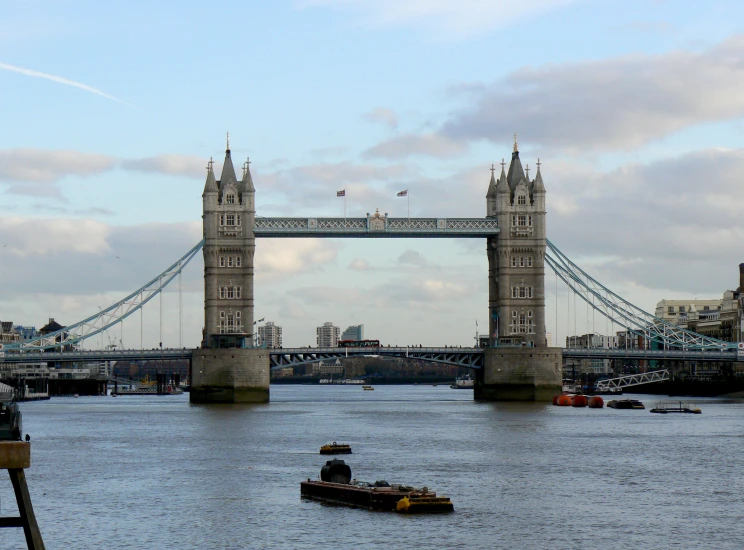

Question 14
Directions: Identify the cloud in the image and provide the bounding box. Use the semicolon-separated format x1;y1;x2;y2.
288;275;475;312
442;35;744;151
0;149;117;184
544;147;744;295
397;249;427;267
257;161;416;215
120;155;206;178
0;217;112;257
298;0;583;39
255;239;341;277
363;133;467;159
0;61;136;107
363;107;398;129
349;258;370;271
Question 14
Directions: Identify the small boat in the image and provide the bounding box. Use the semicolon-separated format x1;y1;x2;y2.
650;401;702;414
450;376;474;389
362;385;374;391
319;442;352;455
301;459;453;513
73;394;79;398
607;399;644;410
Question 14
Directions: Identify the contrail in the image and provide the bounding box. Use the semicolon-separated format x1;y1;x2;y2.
0;61;137;107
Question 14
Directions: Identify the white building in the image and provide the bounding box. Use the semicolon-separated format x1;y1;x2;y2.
258;321;283;348
316;322;340;347
655;299;722;323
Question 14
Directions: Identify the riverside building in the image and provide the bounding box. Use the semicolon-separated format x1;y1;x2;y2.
258;321;283;348
341;324;364;341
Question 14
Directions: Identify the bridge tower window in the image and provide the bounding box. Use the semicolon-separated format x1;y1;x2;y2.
227;257;234;268
226;214;236;226
219;214;225;226
511;257;518;267
226;194;235;204
237;214;241;226
219;256;226;267
236;256;242;267
219;287;226;299
517;195;526;205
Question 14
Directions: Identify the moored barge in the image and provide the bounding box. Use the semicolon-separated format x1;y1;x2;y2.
301;459;453;513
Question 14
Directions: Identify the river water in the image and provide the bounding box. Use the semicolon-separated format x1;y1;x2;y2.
1;386;743;549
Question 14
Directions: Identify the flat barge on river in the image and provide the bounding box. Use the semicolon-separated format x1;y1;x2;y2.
301;459;453;513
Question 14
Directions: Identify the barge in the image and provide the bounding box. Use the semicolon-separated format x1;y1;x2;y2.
650;401;702;414
301;459;453;513
607;399;645;410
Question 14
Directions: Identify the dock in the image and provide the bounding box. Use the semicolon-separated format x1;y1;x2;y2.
0;442;45;549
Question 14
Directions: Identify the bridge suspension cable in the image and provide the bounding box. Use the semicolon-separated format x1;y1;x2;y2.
545;239;735;351
4;239;205;352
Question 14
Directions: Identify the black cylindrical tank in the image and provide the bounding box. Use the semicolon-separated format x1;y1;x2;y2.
320;459;351;484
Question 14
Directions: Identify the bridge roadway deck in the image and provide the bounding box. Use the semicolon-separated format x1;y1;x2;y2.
0;347;737;367
562;348;739;362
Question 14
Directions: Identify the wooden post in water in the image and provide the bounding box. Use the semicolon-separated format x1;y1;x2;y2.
0;442;45;549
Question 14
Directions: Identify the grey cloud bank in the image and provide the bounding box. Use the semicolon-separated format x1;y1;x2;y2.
442;35;744;151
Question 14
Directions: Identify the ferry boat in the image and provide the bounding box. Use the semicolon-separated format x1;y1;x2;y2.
362;385;374;391
301;459;453;513
450;376;474;389
650;401;702;414
319;442;352;455
607;399;645;410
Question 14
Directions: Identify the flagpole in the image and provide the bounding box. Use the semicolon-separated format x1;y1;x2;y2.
407;191;410;220
344;194;347;226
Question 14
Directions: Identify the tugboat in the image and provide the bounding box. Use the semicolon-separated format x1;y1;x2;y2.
319;442;352;455
301;459;453;513
607;399;645;410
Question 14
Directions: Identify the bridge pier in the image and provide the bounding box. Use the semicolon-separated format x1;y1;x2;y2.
475;347;562;401
190;349;270;403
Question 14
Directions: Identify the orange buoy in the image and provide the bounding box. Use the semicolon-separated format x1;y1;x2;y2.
556;395;572;406
571;395;588;407
588;396;604;408
552;395;560;405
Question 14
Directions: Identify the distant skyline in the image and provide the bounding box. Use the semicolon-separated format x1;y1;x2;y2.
2;0;744;348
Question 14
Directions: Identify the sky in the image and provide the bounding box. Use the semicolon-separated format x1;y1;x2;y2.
2;0;744;349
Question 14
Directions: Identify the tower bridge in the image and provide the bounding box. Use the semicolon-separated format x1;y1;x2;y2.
2;136;739;403
189;135;560;403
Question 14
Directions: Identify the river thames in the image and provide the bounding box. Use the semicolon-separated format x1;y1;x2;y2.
2;385;743;549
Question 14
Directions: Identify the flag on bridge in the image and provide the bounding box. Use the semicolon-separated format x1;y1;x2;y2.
397;190;408;197
337;190;345;197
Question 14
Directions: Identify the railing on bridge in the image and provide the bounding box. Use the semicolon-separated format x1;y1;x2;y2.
253;217;499;238
562;348;739;362
270;346;484;369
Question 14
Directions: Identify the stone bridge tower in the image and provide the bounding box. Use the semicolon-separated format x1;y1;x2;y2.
479;137;561;401
486;138;547;347
191;137;269;403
